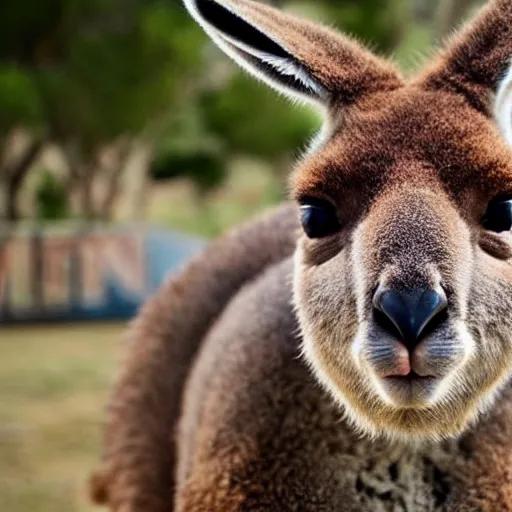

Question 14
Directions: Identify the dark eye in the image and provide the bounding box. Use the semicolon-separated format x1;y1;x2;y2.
299;199;340;238
483;197;512;233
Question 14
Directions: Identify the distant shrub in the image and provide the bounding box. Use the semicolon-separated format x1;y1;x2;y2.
151;150;226;193
35;170;69;220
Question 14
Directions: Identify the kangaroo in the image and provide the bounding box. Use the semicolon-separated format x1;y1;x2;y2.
91;0;512;510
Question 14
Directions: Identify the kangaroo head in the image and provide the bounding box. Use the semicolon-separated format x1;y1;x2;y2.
185;0;512;441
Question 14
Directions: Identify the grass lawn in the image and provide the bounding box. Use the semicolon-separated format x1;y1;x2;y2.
0;323;125;512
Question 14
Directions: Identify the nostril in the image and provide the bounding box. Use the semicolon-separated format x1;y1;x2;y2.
373;308;404;341
416;289;448;340
418;306;448;341
373;287;448;350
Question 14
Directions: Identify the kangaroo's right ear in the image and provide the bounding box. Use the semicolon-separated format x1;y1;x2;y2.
184;0;403;108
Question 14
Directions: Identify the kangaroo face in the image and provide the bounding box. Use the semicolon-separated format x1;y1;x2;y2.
294;89;512;439
186;0;512;440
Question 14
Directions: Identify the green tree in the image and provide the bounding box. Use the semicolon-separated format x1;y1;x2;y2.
201;74;319;160
0;0;203;221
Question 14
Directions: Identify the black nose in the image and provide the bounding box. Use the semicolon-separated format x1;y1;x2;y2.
373;287;448;350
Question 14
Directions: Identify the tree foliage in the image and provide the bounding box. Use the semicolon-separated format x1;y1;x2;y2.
35;169;69;220
200;74;320;160
0;0;202;220
319;0;408;53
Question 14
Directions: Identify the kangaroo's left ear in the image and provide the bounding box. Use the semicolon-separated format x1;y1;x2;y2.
184;0;403;108
420;0;512;145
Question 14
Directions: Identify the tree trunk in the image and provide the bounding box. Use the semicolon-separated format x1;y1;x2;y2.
5;138;44;221
115;142;153;221
81;170;97;221
0;177;7;220
133;172;150;221
63;145;100;220
100;140;133;220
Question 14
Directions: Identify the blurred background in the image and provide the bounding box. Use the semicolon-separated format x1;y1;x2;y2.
0;0;484;510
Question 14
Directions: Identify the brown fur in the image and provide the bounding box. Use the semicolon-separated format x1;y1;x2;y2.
90;204;298;510
178;259;512;511
92;1;512;510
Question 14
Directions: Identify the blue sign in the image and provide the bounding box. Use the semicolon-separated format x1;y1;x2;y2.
0;225;205;324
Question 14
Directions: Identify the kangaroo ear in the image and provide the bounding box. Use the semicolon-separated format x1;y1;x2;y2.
420;0;512;143
184;0;402;108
